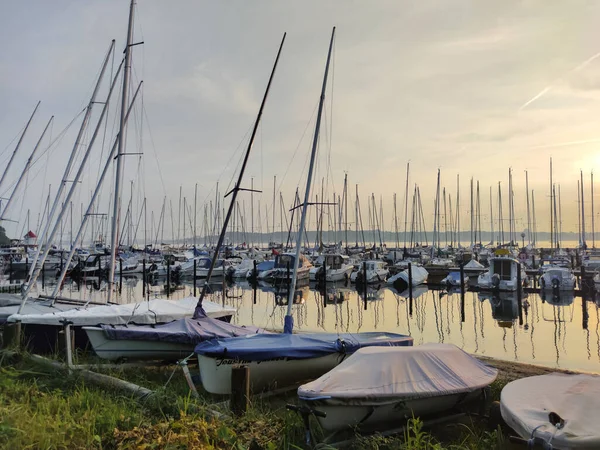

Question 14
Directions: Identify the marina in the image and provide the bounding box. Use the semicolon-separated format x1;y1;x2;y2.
3;0;600;448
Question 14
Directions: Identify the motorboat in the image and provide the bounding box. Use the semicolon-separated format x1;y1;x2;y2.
298;343;497;431
386;264;428;291
195;332;413;395
501;373;600;449
83;307;268;361
310;254;354;282
350;260;389;284
247;260;276;281
271;253;313;282
477;253;527;292
539;265;575;291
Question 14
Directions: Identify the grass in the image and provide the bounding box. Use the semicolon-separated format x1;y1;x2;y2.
0;351;511;450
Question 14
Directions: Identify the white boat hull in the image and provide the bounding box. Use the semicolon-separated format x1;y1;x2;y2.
198;352;346;395
307;390;484;431
84;327;193;361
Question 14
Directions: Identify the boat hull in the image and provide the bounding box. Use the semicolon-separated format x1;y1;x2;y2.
84;327;193;361
304;390;485;431
198;353;347;395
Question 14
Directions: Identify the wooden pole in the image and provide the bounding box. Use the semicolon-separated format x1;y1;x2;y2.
230;366;250;416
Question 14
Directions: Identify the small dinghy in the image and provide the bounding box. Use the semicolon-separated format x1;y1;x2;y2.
195;332;413;394
501;373;600;450
298;343;497;431
84;308;269;361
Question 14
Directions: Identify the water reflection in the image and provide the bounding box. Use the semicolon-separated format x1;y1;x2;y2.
24;276;600;373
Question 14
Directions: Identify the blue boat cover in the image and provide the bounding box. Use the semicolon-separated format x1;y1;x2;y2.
256;260;275;271
194;332;413;361
100;308;268;344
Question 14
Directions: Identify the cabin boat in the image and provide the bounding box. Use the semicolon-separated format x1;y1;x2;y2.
350;260;389;284
271;253;313;282
309;254;354;282
298;344;497;431
195;332;413;395
477;253;527;292
539;263;575;291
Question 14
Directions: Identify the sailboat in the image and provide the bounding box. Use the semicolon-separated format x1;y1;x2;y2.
195;28;413;395
84;31;289;360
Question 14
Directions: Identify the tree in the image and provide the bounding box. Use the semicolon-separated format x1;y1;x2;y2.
0;225;11;246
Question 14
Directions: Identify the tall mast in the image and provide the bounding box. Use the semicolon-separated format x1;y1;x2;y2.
581;170;586;248
272;175;276;245
489;186;494;245
22;49;123;304
108;0;137;302
27;42;114;284
525;170;531;246
393;192;399;249
52;82;143;298
193;183;197;248
531;190;537;246
195;33;286;312
456;175;460;248
285;27;335;333
470;177;474;248
431;169;440;258
343;173;348;252
549;158;553;250
0;102;40;196
592;172;596;248
0;116;53;221
403;162;410;249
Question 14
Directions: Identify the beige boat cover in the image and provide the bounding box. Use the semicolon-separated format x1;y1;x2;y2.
298;343;497;401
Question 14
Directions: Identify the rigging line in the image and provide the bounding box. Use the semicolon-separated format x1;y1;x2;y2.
0;123;28;160
223;123;255;196
141;101;167;195
275;100;319;194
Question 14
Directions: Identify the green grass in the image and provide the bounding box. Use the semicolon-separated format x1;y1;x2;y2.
0;352;511;450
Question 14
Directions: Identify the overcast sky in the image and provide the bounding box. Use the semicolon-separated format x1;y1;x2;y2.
2;0;600;244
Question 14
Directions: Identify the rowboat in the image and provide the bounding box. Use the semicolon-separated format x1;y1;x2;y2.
298;343;497;431
195;332;413;394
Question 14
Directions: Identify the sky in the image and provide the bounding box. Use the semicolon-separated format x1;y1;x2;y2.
2;0;600;244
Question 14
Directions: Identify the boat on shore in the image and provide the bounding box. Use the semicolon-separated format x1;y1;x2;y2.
195;332;413;394
298;343;497;431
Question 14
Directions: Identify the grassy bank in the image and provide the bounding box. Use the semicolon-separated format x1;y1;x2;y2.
0;351;545;449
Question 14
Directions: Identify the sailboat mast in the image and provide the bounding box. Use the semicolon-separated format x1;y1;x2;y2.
0;115;53;221
525;170;531;245
285;27;335;331
196;33;286;310
581;170;586;248
592;172;595;248
549;158;553;250
108;0;136;302
0;101;40;196
489;186;494;245
403;162;410;249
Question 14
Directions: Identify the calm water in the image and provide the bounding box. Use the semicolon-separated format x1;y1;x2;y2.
29;275;600;373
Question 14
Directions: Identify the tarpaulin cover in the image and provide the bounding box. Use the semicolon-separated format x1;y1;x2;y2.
7;296;235;326
195;332;413;361
100;308;268;344
501;373;600;449
299;343;497;402
256;260;275;271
